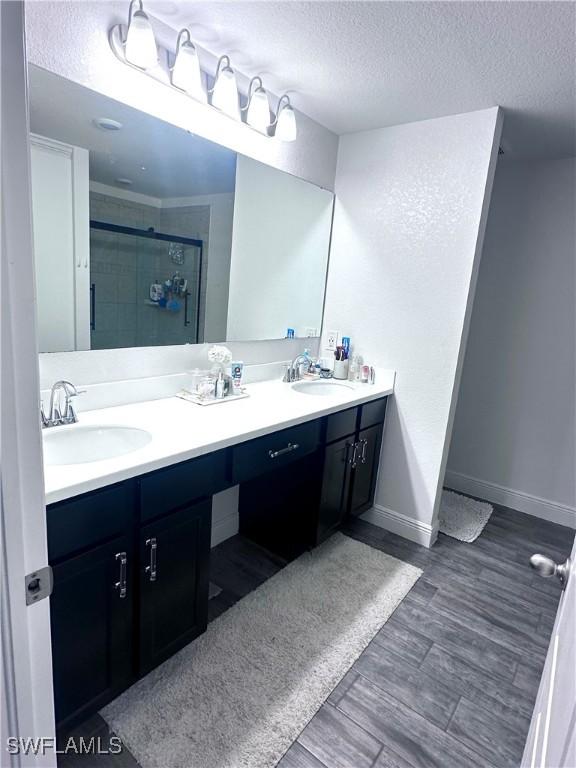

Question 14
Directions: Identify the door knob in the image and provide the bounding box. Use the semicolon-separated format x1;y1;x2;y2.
530;554;571;588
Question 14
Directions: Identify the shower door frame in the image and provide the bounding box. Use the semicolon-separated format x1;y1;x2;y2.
89;220;204;344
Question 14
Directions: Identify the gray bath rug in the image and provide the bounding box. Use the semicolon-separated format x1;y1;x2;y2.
101;533;421;768
440;489;493;542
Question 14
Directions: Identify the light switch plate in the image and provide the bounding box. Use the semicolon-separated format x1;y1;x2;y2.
326;330;338;351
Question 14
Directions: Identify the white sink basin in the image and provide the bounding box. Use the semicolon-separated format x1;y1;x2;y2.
43;425;152;466
291;380;354;396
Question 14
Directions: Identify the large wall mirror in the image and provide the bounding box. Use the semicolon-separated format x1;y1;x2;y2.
28;66;334;352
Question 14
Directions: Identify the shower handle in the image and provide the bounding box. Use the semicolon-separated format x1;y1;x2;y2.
184;290;191;327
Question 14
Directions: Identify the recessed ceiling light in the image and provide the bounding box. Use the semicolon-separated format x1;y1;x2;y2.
94;117;123;131
115;177;133;185
140;165;147;171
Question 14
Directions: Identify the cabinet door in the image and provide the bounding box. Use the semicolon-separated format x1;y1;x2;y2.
350;423;384;517
317;438;353;544
139;500;211;675
50;536;133;729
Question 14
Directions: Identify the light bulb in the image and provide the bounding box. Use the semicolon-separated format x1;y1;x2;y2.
275;102;297;142
211;62;240;119
125;5;157;69
246;86;271;132
171;39;205;101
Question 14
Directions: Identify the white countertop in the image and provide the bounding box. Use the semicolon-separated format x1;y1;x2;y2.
44;372;395;505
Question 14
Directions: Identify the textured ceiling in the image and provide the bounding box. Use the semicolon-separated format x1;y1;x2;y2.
148;0;576;159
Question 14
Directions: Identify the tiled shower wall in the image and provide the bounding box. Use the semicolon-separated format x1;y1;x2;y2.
89;191;224;349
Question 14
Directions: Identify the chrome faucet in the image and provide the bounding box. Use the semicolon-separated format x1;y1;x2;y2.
283;354;312;383
41;381;85;428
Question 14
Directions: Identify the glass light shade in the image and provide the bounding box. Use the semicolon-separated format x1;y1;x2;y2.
246;86;271;132
275;103;297;142
171;41;205;101
125;9;157;69
211;66;240;119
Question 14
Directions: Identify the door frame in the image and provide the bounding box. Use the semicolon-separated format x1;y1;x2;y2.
1;2;56;766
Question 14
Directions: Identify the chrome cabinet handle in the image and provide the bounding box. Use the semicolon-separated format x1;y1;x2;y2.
145;537;157;582
114;552;127;598
361;438;368;464
349;441;358;468
269;442;300;459
530;554;571;588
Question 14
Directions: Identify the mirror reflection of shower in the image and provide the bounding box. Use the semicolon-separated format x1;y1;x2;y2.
89;220;203;349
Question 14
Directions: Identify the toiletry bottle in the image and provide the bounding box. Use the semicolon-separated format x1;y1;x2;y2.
231;361;244;391
342;337;351;358
150;280;163;302
215;371;225;399
349;354;360;381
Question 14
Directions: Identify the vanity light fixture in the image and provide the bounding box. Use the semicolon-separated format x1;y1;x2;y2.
124;0;158;70
109;3;297;141
209;55;240;119
170;29;205;102
243;76;271;133
272;95;297;142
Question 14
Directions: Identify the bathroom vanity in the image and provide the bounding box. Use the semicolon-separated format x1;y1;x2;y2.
44;379;391;730
29;61;394;734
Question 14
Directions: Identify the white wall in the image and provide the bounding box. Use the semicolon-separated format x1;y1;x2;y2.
24;1;338;191
322;108;502;545
227;156;333;341
446;157;576;528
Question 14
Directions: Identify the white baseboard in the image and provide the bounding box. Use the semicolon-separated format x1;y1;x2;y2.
361;504;438;548
211;514;239;548
444;470;576;529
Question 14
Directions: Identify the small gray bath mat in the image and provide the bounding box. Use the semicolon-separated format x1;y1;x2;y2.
101;533;421;768
440;489;493;542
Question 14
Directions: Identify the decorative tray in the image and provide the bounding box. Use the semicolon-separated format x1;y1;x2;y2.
176;389;250;406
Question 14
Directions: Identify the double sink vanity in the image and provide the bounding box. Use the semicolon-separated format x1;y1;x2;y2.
30;57;395;737
43;373;394;730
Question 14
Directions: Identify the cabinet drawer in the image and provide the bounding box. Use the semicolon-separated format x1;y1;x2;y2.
47;483;133;563
325;406;358;444
360;397;388;430
139;450;227;523
232;420;321;484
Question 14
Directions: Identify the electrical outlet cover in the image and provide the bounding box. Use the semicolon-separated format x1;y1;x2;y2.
326;330;338;351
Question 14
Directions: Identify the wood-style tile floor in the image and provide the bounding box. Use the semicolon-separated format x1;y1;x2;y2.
58;500;573;768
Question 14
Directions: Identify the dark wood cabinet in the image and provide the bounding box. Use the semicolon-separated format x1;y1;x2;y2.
50;535;133;729
47;396;387;729
139;500;211;674
316;437;353;544
48;455;219;729
349;423;384;517
317;398;387;537
241;397;388;554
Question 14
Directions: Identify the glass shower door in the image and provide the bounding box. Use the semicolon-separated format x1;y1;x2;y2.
89;222;203;350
